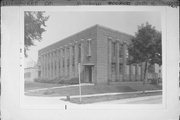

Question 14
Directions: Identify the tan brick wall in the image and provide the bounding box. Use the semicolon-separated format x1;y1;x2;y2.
96;26;109;84
38;25;147;84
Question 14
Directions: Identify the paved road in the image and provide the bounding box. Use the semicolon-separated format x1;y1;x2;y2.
94;95;162;104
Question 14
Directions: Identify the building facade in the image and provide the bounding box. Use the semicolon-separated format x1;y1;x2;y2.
38;25;161;84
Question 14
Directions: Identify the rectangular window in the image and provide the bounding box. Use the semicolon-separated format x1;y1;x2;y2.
63;58;64;68
112;42;116;57
67;58;69;67
48;63;50;70
54;61;56;76
125;49;129;59
132;66;135;74
62;48;65;72
78;43;81;63
38;71;41;77
63;49;65;57
72;57;75;66
126;65;129;74
72;65;75;76
87;39;91;56
59;60;61;70
67;48;70;67
54;51;57;59
119;45;123;58
111;63;116;74
72;45;75;66
119;63;123;74
51;62;53;69
54;61;56;70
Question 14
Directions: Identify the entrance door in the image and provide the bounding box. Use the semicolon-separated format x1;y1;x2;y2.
85;66;92;83
88;66;92;83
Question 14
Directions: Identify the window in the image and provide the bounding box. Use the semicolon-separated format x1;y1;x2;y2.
87;39;92;56
51;62;53;70
62;48;65;72
119;63;123;74
63;58;65;68
59;60;61;70
112;41;116;57
125;49;129;59
38;71;41;77
132;66;135;74
111;63;116;73
54;61;56;76
54;61;56;70
119;45;123;58
72;57;75;66
78;43;81;63
138;66;141;75
54;51;57;58
48;63;50;70
72;45;75;66
63;48;65;57
67;58;69;67
67;48;70;67
67;48;70;58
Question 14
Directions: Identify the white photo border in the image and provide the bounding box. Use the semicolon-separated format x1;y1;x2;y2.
2;5;179;120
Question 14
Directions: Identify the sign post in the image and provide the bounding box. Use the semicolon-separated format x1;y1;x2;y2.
78;63;82;102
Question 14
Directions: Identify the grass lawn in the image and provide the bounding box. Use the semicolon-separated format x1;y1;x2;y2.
24;81;63;90
25;83;162;97
62;91;162;104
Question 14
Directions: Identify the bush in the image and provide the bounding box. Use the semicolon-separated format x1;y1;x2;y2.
34;77;63;84
34;77;84;85
150;78;159;85
58;77;84;85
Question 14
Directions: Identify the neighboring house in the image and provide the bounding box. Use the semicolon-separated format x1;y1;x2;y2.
38;24;161;84
24;64;38;82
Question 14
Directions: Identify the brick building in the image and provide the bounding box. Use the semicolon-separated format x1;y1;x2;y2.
38;25;160;84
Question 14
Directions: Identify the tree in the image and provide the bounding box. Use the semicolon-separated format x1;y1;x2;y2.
128;22;162;85
24;11;49;57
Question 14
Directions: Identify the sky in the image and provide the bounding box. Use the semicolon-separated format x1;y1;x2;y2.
24;11;161;68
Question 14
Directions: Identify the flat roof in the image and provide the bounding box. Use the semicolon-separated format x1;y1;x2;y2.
39;24;133;55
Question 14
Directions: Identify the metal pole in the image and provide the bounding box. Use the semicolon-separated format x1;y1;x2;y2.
78;63;82;102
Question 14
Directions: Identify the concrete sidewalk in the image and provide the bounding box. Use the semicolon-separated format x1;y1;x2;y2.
93;95;162;104
58;89;162;99
24;90;162;105
25;83;94;93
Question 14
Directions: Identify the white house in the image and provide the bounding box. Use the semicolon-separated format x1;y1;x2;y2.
24;60;39;82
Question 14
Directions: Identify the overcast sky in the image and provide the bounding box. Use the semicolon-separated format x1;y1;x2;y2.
24;11;161;67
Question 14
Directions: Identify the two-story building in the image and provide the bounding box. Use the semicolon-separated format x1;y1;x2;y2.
38;24;161;84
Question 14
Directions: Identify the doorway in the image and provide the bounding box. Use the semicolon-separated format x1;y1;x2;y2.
85;66;93;83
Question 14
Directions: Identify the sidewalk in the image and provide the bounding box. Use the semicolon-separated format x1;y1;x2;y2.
24;90;162;105
92;95;162;104
25;83;94;94
60;89;162;99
